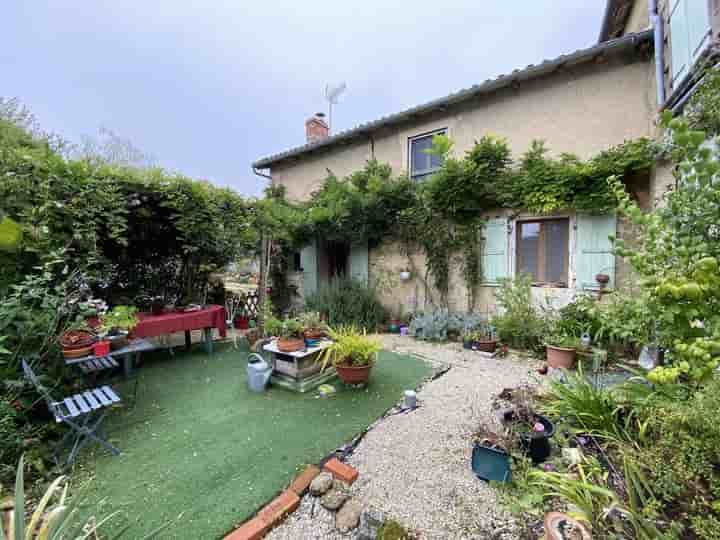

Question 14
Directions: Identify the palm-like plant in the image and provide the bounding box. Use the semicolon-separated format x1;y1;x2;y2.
1;456;168;540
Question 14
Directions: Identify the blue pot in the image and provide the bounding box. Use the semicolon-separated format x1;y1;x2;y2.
471;443;511;483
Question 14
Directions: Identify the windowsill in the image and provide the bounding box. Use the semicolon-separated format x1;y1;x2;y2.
531;282;568;289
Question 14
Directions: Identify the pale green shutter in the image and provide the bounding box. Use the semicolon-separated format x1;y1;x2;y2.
575;214;617;291
686;0;710;61
481;218;508;285
670;0;690;86
349;241;369;285
300;239;318;297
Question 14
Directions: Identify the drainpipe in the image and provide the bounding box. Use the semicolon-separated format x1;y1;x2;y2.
649;0;667;107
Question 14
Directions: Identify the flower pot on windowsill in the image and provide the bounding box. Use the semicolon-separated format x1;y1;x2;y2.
335;362;373;385
546;345;576;369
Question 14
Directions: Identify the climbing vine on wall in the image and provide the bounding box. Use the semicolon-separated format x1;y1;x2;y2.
270;134;659;310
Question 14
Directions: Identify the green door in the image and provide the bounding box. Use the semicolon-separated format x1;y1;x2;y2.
349;240;369;285
300;239;318;297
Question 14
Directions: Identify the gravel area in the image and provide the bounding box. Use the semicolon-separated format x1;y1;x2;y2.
267;336;541;540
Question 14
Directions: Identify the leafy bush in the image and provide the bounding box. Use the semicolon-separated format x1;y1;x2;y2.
633;376;720;539
492;274;549;353
305;277;385;331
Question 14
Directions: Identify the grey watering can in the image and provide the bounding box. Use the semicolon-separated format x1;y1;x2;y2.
247;353;273;392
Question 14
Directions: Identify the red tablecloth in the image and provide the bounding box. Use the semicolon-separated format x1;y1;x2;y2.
130;305;227;339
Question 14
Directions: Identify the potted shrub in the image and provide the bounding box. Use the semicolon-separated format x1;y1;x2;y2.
318;326;382;385
298;311;327;346
545;334;579;369
98;305;138;350
463;326;497;353
265;316;305;352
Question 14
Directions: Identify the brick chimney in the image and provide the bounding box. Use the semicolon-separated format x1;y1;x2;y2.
305;112;329;143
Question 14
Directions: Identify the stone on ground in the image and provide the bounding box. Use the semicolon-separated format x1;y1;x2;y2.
336;498;362;532
309;472;334;496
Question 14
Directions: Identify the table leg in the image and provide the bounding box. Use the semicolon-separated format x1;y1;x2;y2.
203;328;213;354
123;353;133;378
185;330;192;351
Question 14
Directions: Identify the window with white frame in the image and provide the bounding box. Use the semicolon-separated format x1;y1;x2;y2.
409;129;446;181
516;218;569;287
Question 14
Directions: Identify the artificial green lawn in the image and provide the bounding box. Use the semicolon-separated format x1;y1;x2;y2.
75;343;432;539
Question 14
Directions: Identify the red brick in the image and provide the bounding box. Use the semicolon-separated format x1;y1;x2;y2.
289;465;320;496
257;490;300;528
323;457;359;485
223;517;268;540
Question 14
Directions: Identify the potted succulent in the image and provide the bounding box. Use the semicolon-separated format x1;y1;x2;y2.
545;333;579;369
298;311;327;346
265;316;305;352
98;305;138;350
318;326;382;385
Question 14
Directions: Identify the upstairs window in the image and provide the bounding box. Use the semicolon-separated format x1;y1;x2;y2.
516;219;569;287
409;130;446;181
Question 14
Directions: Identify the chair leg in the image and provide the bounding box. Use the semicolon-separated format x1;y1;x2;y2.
61;410;120;466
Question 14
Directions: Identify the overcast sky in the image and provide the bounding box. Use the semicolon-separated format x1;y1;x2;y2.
3;1;606;196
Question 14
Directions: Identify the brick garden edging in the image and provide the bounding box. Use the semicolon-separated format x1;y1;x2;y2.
223;462;358;540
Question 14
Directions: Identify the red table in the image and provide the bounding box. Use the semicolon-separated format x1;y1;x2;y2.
130;305;227;353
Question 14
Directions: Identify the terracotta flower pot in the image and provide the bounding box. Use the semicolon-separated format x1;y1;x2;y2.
59;330;96;350
544;512;591;540
63;346;93;359
303;328;324;340
336;363;373;384
546;345;576;369
473;340;497;353
277;337;305;352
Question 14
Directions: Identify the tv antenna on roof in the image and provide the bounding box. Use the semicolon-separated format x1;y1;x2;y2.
325;82;347;134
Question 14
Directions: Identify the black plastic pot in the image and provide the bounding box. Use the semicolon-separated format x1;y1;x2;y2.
506;413;555;464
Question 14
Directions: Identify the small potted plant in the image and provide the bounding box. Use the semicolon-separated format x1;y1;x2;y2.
501;405;555;464
265;316;305;352
298;311;327;346
318;326;382;385
59;328;97;359
463;324;497;353
98;305;138;350
545;333;579;369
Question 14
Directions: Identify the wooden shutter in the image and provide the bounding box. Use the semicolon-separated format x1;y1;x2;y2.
349;240;369;285
686;0;711;61
670;0;690;86
575;214;617;291
481;218;508;285
300;239;318;297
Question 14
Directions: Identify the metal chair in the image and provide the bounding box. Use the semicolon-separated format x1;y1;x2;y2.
22;360;122;467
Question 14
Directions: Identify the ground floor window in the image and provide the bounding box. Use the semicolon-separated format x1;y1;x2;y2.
516;218;569;287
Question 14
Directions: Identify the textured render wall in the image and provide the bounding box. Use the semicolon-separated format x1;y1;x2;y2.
372;57;656;173
271;140;371;202
271;57;656;202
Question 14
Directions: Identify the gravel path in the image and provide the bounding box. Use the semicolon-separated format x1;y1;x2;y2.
267;336;541;540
